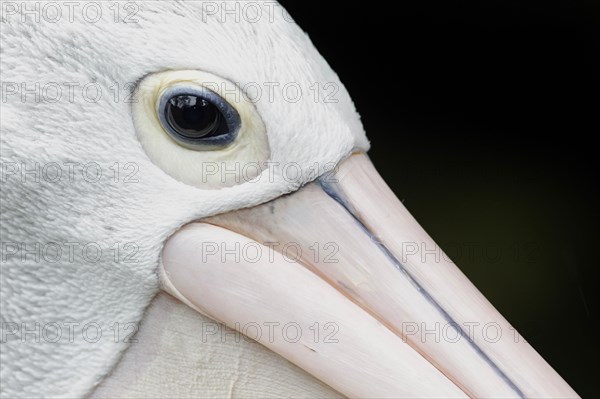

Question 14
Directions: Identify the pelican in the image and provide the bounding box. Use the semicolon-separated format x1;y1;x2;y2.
0;1;579;398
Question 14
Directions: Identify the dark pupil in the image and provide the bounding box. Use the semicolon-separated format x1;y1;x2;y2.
166;95;225;139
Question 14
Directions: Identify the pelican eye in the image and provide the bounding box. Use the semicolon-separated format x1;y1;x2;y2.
133;69;270;188
157;86;241;150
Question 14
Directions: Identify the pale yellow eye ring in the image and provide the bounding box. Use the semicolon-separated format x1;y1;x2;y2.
132;70;270;189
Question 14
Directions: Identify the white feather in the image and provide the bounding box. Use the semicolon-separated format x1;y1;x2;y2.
0;1;368;397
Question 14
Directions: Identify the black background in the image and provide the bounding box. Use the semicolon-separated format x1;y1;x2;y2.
279;0;599;396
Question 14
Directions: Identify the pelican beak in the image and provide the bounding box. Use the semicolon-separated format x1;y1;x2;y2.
160;153;578;398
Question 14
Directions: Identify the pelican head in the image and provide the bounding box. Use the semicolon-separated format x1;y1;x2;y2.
1;1;578;398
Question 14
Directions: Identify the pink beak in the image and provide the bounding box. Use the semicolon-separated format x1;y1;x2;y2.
160;153;578;398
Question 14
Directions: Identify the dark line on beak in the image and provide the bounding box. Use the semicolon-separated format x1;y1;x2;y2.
318;176;525;399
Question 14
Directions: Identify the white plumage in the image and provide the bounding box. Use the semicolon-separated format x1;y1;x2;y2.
1;2;367;397
1;2;579;398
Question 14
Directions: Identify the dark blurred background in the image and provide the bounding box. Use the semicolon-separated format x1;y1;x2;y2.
280;0;599;396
